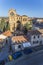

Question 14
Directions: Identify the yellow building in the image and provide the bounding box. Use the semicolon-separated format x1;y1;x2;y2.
0;9;43;32
8;9;32;32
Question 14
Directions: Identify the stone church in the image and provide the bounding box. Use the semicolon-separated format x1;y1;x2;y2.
0;9;32;32
8;9;32;32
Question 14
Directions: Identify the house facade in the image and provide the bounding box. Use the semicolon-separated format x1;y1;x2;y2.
3;30;13;46
38;29;43;44
11;36;31;52
27;30;42;47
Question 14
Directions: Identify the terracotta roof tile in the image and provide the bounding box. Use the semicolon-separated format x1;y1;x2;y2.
38;29;43;34
3;30;12;37
12;36;28;43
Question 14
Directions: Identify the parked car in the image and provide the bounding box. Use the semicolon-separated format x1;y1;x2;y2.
12;51;22;59
23;48;33;55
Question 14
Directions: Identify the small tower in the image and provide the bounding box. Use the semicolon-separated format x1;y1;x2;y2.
8;9;17;32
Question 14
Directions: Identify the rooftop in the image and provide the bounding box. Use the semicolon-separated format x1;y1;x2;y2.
12;36;28;43
3;30;12;37
0;34;7;39
0;34;7;42
38;29;43;34
22;15;28;17
28;30;41;35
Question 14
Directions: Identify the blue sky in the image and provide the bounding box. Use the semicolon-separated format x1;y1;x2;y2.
0;0;43;17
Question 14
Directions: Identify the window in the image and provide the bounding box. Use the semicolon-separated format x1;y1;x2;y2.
38;35;39;38
36;41;38;43
19;17;20;19
34;36;35;39
33;41;39;44
33;41;35;44
18;45;21;48
10;12;14;16
40;41;42;44
6;39;8;43
17;17;18;19
23;18;27;21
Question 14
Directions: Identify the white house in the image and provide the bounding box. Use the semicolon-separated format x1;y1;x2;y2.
3;30;12;46
27;30;42;47
0;34;7;48
38;29;43;44
11;36;31;52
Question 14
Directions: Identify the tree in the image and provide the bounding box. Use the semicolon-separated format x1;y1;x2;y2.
0;18;6;32
0;18;10;32
23;21;32;35
24;22;32;30
3;25;6;32
5;22;10;31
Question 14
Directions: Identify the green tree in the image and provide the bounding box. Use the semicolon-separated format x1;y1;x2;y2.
3;25;6;32
0;19;10;32
5;22;10;31
23;21;32;35
24;21;32;30
0;18;6;32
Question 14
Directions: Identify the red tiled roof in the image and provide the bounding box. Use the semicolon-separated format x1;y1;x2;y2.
12;36;28;43
3;30;12;37
38;29;43;34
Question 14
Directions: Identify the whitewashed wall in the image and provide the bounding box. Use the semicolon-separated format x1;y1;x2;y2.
31;35;42;46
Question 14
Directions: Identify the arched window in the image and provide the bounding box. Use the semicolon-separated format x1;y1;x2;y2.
16;21;21;31
10;12;14;16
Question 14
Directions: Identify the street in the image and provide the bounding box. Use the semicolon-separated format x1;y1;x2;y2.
5;50;43;65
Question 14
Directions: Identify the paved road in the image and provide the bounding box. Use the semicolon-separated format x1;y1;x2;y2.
5;50;43;65
0;44;9;61
14;50;43;65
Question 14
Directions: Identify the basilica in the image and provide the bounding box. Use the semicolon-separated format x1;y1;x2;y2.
0;9;43;32
8;9;32;32
0;9;32;32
